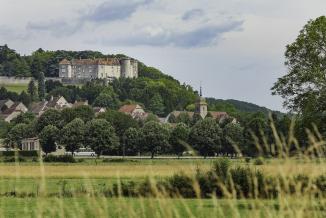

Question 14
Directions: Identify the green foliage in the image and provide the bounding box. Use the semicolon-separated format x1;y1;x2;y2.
222;123;244;154
148;93;165;116
5;123;32;148
39;125;59;155
61;105;95;123
123;127;142;155
27;80;38;101
169;123;190;157
36;109;63;132
189;118;223;157
0;150;39;157
141;121;170;158
98;110;139;140
60;118;85;154
43;155;76;163
11;112;36;125
85;119;119;157
93;86;120;109
37;72;45;100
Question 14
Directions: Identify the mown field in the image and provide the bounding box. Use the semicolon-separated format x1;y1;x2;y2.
0;158;326;217
0;83;28;93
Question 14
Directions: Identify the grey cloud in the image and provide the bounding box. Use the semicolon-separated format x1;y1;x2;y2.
110;20;243;47
182;9;204;21
82;0;153;23
26;20;83;37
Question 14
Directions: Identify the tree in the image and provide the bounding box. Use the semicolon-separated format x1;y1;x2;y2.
85;119;119;157
141;121;170;158
36;109;63;132
169;123;190;157
27;79;38;101
148;93;165;116
123;127;142;156
222;123;244;156
5;123;31;148
38;72;46;100
61;105;95;123
176;112;191;126
19;91;32;107
189;118;223;158
192;113;203;126
98;110;139;141
93;87;120;109
272;16;326;113
39;125;59;155
11;112;36;125
60;118;85;155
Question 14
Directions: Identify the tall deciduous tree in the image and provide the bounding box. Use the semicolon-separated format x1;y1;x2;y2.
38;72;46;100
141;121;170;158
39;125;59;155
85;119;119;157
60;118;85;155
28;80;38;101
189;118;222;158
272;16;326;113
222;123;244;156
122;127;142;156
169;123;190;157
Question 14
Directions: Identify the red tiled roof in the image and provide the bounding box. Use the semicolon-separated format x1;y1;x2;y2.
119;104;139;114
59;58;120;66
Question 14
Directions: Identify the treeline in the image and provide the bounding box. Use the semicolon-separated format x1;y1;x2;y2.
0;45;125;78
1;104;294;158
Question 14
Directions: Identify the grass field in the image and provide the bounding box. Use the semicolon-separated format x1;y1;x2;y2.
3;197;325;218
0;83;28;93
0;158;326;217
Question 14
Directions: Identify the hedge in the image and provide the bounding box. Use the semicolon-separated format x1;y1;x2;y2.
0;151;39;157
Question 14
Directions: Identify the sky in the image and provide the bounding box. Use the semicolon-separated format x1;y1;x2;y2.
0;0;325;112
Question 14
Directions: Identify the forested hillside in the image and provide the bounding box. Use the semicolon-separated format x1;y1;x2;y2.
0;45;279;116
207;98;283;117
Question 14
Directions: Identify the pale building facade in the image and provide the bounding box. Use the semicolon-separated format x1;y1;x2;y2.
21;138;40;151
59;58;138;80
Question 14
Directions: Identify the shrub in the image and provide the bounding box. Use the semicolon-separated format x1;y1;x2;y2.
245;157;251;163
254;157;264;165
43;155;76;163
0;151;39;157
2;157;26;162
165;173;196;198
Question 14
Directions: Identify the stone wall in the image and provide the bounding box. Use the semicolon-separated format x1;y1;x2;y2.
0;76;32;85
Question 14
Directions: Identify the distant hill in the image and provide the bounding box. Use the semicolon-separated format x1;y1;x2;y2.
206;98;284;117
0;44;281;116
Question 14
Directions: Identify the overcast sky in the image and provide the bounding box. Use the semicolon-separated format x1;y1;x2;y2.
0;0;325;111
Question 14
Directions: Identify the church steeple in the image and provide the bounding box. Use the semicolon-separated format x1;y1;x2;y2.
195;85;208;119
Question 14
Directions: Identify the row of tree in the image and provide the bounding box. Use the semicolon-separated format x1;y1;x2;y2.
2;102;294;157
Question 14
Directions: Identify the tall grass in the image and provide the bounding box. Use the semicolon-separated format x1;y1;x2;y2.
1;121;326;217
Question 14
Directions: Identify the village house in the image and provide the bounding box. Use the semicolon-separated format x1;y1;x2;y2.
0;101;28;122
0;99;14;111
93;107;106;116
29;96;72;117
21;138;40;151
72;100;89;108
119;104;148;120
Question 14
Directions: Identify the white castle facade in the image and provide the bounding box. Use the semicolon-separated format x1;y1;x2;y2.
59;58;138;80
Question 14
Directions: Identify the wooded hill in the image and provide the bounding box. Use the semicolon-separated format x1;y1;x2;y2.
0;45;280;117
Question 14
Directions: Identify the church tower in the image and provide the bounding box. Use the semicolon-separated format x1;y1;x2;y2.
195;86;208;119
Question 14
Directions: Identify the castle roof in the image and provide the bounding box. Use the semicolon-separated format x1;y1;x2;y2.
59;58;120;66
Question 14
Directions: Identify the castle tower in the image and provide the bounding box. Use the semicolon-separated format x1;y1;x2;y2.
195;86;208;119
